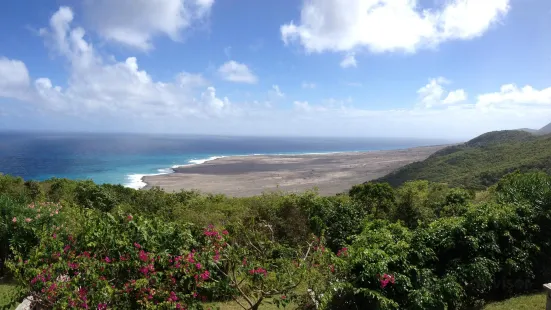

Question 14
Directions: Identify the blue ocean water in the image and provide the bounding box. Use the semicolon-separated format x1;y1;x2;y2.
0;132;454;188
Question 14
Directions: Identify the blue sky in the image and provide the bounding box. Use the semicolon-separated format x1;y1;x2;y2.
0;0;550;139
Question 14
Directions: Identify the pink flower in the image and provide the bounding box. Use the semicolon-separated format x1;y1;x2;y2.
25;218;31;223
249;267;268;277
104;257;111;263
134;242;141;249
168;291;178;302
379;274;395;288
52;233;57;239
222;230;229;235
78;287;88;298
199;270;210;280
97;303;107;310
12;217;16;223
337;247;348;257
138;250;148;262
195;263;202;269
127;215;133;221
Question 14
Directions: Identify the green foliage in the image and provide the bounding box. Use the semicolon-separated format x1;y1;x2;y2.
392;181;455;228
0;172;551;309
308;199;366;252
377;130;551;189
74;181;117;212
349;182;395;218
7;209;226;309
0;283;27;310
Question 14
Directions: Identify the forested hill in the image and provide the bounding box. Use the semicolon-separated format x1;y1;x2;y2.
376;130;551;189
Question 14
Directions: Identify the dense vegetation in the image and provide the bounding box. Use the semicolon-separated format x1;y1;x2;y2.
0;169;550;309
377;130;551;189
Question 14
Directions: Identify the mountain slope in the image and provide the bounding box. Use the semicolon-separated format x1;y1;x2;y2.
538;122;551;135
376;130;551;189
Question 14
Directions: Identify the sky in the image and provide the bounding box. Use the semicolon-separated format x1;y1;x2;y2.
0;0;550;139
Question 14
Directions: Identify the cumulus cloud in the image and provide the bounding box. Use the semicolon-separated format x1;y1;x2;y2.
200;86;231;116
177;72;208;88
418;77;467;108
477;84;551;108
218;61;258;84
443;89;468;104
0;57;31;100
340;53;357;68
1;6;231;118
281;0;510;54
82;0;214;50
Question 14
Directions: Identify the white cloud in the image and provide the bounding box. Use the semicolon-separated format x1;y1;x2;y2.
177;72;208;88
477;84;551;108
218;60;258;84
417;77;467;108
302;82;316;89
443;89;468;104
1;6;231;119
294;101;315;112
281;0;510;54
340;53;357;68
0;57;31;100
201;86;231;116
271;85;285;98
82;0;214;50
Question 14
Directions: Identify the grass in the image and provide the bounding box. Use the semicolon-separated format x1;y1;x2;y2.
205;298;295;310
483;293;546;310
0;283;18;310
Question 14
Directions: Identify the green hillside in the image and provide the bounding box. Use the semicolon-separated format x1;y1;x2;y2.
377;130;551;189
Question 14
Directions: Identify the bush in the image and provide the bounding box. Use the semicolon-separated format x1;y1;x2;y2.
8;208;228;309
349;182;395;219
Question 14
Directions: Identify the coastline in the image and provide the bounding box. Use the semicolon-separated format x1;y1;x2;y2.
140;144;448;196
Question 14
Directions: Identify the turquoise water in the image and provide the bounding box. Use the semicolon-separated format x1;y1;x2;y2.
0;132;454;188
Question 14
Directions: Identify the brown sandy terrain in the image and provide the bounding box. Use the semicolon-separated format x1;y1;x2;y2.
142;145;447;196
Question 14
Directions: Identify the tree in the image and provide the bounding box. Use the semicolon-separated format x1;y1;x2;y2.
349;182;395;219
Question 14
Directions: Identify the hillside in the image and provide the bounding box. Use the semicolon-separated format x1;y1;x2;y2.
376;130;551;189
519;121;551;135
538;122;551;135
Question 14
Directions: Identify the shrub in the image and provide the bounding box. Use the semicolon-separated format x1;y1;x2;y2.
8;209;228;309
349;182;395;219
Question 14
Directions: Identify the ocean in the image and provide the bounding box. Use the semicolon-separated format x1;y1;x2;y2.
0;132;454;189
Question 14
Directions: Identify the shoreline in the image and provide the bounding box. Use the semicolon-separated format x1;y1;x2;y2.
140;144;449;196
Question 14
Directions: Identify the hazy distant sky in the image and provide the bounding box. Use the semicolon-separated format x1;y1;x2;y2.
0;0;550;139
